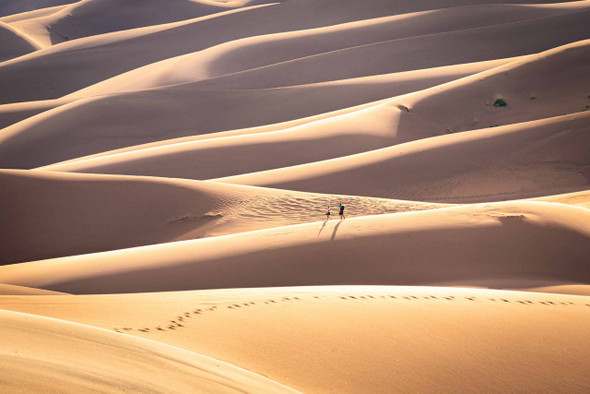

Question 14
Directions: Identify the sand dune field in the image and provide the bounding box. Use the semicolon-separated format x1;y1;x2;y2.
1;0;589;392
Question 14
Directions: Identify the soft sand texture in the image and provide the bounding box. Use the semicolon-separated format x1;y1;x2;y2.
9;0;279;47
0;169;442;264
2;38;588;170
1;2;588;102
1;0;590;392
0;201;587;294
0;286;589;393
0;22;40;62
0;0;78;18
0;309;297;393
217;112;590;202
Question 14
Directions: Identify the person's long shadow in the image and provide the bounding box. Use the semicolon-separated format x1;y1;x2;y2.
317;220;327;238
330;220;343;241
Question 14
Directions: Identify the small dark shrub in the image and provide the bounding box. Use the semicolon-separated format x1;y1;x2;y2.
493;98;507;107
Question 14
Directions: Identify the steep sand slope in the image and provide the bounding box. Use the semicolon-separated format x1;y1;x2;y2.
0;284;67;295
10;0;276;47
33;62;507;176
0;0;586;104
0;287;589;392
533;190;590;209
68;2;586;97
168;6;590;90
0;58;505;140
0;169;441;264
0;309;296;393
0;201;587;293
0;0;78;18
0;5;68;23
3;38;587;171
218;112;590;202
0;22;40;62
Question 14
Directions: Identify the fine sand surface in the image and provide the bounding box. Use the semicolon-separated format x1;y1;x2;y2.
0;309;296;393
0;169;442;264
1;0;589;392
217;111;590;202
0;201;588;294
0;286;589;393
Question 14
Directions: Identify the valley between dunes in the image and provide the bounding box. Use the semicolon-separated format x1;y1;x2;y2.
1;0;589;392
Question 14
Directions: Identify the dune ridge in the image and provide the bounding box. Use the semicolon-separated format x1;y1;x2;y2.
1;1;589;392
0;169;442;264
0;309;297;393
0;201;587;294
1;286;589;393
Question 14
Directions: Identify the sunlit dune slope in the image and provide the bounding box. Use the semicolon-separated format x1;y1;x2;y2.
0;0;587;104
34;61;506;177
1;286;589;393
0;169;441;264
0;309;296;393
9;0;278;47
0;0;77;18
218;112;590;202
2;38;587;171
0;201;587;294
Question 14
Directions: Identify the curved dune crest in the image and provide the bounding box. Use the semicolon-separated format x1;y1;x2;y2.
9;0;278;47
0;309;296;393
0;22;40;62
218;112;590;202
0;201;588;294
1;286;590;392
0;169;441;264
0;0;78;18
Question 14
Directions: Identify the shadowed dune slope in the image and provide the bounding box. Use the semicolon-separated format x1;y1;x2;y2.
0;59;507;131
0;0;586;104
0;22;40;62
0;287;589;392
0;169;441;264
0;309;296;393
2;38;588;170
10;0;279;47
67;2;588;97
33;62;505;176
163;5;590;90
217;112;590;203
0;0;78;18
0;201;587;294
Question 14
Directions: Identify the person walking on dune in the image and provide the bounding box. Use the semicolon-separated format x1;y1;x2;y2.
325;206;331;221
339;203;345;220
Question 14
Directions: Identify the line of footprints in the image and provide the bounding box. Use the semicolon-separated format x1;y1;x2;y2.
113;293;590;333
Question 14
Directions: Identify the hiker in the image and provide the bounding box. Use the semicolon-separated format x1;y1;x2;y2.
339;203;345;220
326;206;331;220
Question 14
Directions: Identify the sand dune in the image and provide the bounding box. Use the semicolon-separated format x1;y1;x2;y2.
0;169;442;264
0;59;507;131
0;201;587;294
3;38;588;171
68;2;585;97
34;61;508;176
1;286;589;392
0;283;67;295
0;309;295;393
1;1;587;104
9;0;278;47
218;112;590;202
0;22;40;62
0;0;78;18
1;1;589;391
0;5;69;24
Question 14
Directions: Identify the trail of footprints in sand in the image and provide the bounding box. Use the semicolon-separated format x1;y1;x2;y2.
113;294;590;333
